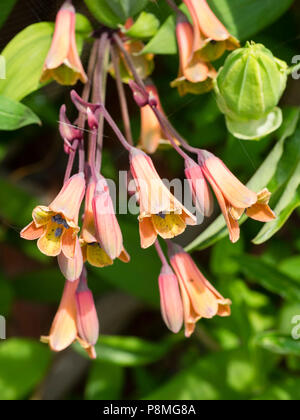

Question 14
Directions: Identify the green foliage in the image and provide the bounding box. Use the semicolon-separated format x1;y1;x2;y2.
0;339;52;400
123;12;160;40
84;0;148;28
0;95;41;130
75;335;173;366
85;362;124;400
0;0;17;28
255;332;300;356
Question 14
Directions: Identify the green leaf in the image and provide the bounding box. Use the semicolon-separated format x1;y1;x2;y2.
0;338;52;400
85;362;124;400
255;332;300;356
0;95;41;130
237;254;300;301
146;350;256;400
75;335;172;366
143;0;294;55
253;165;300;244
0;274;14;317
123;12;160;40
254;378;300;400
84;0;148;28
0;15;91;101
0;0;17;28
186;107;300;251
142;14;177;55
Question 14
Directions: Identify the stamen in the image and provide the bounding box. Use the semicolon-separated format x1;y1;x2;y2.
158;212;166;219
55;228;63;238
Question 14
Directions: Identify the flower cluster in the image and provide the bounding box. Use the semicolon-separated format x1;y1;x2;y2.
20;0;278;358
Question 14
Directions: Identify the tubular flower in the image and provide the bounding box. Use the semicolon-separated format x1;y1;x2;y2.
40;1;88;85
130;148;196;248
80;178;130;268
21;173;86;258
76;270;99;359
171;15;217;96
185;158;214;218
158;264;184;333
169;242;231;337
41;274;98;359
183;0;240;62
138;84;170;154
198;151;276;243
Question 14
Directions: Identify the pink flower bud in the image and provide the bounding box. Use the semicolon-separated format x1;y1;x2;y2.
159;265;183;333
76;271;99;351
128;80;149;107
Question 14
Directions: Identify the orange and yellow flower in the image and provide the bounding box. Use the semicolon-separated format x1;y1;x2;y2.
41;273;99;359
21;173;86;258
80;177;129;268
198;151;276;242
130;148;196;248
171;15;217;96
169;242;231;337
40;1;88;85
183;0;240;62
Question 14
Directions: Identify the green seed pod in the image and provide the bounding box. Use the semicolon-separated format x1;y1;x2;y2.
214;42;288;140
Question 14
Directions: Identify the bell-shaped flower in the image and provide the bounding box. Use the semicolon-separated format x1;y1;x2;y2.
130;148;196;248
40;2;87;85
183;0;240;62
58;237;83;282
80;178;129;268
21;173;86;258
169;242;231;337
198;150;276;242
171;14;217;96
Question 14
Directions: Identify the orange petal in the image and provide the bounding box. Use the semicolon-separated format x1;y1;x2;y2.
58;237;83;281
20;222;44;240
139;218;157;249
246;203;276;222
62;228;76;259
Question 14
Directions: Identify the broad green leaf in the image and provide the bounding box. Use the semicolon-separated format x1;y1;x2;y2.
143;0;294;55
237;254;300;301
255;332;300;356
279;256;300;281
0;338;52;400
186;107;300;251
75;335;172;366
142;14;177;55
84;0;148;28
0;15;91;101
146;350;256;400
85;362;124;400
123;12;160;40
0;95;41;130
0;0;17;28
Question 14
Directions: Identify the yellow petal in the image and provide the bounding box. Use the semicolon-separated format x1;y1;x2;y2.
87;243;113;268
152;213;186;239
32;206;53;227
37;221;63;257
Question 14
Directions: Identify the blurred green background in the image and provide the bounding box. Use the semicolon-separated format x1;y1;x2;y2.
0;0;300;400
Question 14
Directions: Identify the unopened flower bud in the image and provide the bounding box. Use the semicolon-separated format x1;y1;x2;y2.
214;42;288;140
